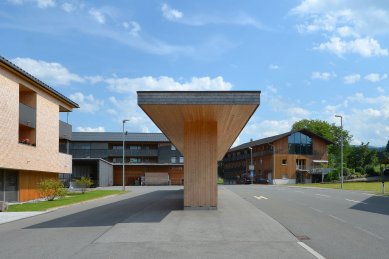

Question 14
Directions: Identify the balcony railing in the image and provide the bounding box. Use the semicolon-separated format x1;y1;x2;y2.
19;103;36;128
108;149;159;157
224;150;273;162
310;168;332;175
70;148;159;158
59;120;72;140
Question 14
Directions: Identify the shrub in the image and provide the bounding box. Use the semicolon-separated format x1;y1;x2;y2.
217;178;224;185
38;178;67;201
355;167;365;174
324;169;340;182
74;177;94;194
365;165;379;176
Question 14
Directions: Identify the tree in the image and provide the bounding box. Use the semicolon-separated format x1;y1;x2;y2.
347;143;376;168
291;119;352;167
75;177;94;194
38;178;67;201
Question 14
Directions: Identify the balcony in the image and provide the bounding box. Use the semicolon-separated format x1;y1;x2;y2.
19;103;36;128
224;150;273;162
70;148;159;158
59;120;72;140
108;149;159;157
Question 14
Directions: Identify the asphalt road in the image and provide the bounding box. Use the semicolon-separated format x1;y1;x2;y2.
0;186;316;259
226;185;389;259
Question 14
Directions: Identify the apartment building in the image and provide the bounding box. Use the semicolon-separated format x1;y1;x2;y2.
67;132;184;186
223;129;332;184
0;56;78;202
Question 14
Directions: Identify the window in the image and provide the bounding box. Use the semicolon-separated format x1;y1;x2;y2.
112;145;123;150
130;145;141;150
171;157;177;163
171;145;176;150
288;132;312;155
130;157;141;163
112;157;123;163
282;159;287;165
179;156;184;163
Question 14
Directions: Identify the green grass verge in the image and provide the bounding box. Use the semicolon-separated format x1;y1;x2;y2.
295;182;388;194
7;190;127;212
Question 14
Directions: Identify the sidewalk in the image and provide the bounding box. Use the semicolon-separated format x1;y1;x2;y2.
0;212;46;225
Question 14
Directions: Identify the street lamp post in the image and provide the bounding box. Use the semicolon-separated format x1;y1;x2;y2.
335;115;343;189
268;143;275;184
249;147;253;184
122;119;130;191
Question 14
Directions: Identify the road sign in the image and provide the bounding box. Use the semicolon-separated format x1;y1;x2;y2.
249;165;254;171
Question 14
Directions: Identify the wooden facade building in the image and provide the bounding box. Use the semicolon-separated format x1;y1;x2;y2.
223;129;332;184
0;56;78;202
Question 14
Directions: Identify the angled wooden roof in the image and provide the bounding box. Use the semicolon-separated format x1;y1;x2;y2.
230;128;333;152
138;91;260;160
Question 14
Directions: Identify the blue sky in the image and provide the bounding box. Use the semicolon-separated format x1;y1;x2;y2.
1;0;389;147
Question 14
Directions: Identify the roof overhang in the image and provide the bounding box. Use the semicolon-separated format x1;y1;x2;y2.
138;91;260;160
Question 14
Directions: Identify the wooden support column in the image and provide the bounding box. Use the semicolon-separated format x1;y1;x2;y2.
184;121;217;209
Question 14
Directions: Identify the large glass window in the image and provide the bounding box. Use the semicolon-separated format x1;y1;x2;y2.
288;132;312;155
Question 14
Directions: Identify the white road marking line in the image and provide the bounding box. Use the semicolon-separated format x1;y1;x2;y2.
310;207;322;213
254;195;268;200
298;242;326;259
354;226;384;240
345;199;367;204
315;194;330;198
294;190;304;193
362;193;374;196
328;214;346;223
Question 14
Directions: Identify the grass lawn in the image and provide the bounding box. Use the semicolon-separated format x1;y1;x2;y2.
7;190;127;212
295;182;388;194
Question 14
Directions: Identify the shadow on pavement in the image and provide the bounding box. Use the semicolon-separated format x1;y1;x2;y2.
26;189;183;229
350;195;389;216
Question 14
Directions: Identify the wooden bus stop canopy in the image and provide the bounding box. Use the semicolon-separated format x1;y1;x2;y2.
138;91;260;209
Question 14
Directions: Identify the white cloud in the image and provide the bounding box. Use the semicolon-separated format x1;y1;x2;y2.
288;107;310;117
128;21;141;36
315;37;388;57
89;8;105;24
76;126;105;132
364;73;387;83
244;120;292;139
343;74;361;84
377;86;385;93
106;76;233;93
69;92;104;113
12;57;84;86
269;64;280;70
161;3;183;21
311;71;335;80
61;2;75;13
292;1;389;58
122;21;141;36
36;0;55;9
8;0;56;8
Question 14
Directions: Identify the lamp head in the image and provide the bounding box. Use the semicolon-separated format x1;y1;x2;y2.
334;115;342;118
123;119;130;123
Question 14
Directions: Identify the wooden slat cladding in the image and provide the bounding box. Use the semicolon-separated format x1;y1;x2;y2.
139;104;258;160
113;165;184;185
184;121;217;208
19;171;56;202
